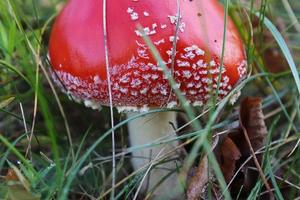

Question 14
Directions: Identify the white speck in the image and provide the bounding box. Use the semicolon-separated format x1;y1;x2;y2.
195;48;205;56
112;83;120;91
117;106;139;113
143;11;149;16
150;64;159;71
184;45;205;56
223;76;230;83
93;75;101;84
135;27;156;37
230;91;241;105
142;74;151;80
140;105;149;112
136;40;147;47
131;79;142;87
168;15;182;24
202;77;213;84
195;83;202;88
127;7;133;13
169;36;179;42
209;68;220;74
160;88;168;95
167;101;177;108
219;90;229;95
151;87;159;94
189;90;197;95
127;8;139;21
120;87;128;94
197;59;207;68
179;22;186;32
131;13;138;21
193;101;203;106
120;75;130;83
174;83;181;89
194;76;200;81
177;60;190;67
199;70;208;75
151;74;159;80
184;51;196;59
135;30;143;37
137;48;149;59
187;83;194;88
163;71;171;79
184;100;191;106
168;15;177;24
183;70;192;78
238;60;247;78
154;39;165;46
131;90;138;96
161;24;167;29
140;88;148;94
166;50;172;56
166;48;177;56
210;60;216;67
84;99;102;110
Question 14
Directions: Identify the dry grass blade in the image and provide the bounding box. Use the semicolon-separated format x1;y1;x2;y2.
0;97;15;109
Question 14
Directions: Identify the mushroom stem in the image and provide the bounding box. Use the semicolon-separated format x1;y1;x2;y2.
127;111;184;199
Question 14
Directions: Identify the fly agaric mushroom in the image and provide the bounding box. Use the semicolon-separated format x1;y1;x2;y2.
49;0;247;198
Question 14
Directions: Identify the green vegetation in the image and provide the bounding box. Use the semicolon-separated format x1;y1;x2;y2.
0;0;300;199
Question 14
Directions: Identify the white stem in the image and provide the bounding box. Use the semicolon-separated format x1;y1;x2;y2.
127;111;184;199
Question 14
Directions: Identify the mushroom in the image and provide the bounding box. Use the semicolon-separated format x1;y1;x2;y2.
49;0;247;198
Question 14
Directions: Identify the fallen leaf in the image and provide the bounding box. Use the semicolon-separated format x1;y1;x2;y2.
239;2;288;73
5;166;41;200
186;155;208;200
8;165;31;191
219;137;241;183
5;168;19;181
184;97;269;199
229;97;267;158
260;17;289;73
227;97;269;197
240;97;273;198
239;97;268;156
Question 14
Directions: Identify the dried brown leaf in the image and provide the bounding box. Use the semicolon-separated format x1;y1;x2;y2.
5;167;41;200
186;156;208;200
239;97;268;155
230;97;267;157
5;168;19;181
226;97;271;198
259;17;289;73
219;137;241;183
239;97;273;198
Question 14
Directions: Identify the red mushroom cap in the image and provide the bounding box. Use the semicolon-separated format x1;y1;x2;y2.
49;0;247;110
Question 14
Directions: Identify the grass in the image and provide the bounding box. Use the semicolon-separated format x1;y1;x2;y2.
0;0;300;199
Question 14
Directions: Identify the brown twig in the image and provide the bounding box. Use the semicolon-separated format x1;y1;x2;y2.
240;125;274;199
